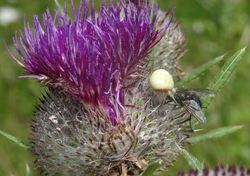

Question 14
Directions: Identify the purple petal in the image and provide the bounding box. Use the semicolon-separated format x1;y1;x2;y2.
12;0;172;125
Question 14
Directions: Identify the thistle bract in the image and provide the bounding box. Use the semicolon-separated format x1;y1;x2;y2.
32;88;192;175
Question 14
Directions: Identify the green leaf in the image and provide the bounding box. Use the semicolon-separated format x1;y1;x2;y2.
182;149;204;172
141;161;161;176
210;47;246;91
176;55;225;87
188;125;243;143
205;47;246;106
0;129;29;149
26;164;32;176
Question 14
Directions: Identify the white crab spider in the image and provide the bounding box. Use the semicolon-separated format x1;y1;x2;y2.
149;69;176;96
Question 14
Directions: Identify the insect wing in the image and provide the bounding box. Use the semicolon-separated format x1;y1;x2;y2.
184;99;206;123
187;88;215;98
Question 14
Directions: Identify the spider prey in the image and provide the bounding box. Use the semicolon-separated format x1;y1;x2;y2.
149;69;214;126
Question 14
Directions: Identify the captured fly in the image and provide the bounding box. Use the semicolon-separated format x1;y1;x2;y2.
149;69;214;124
169;88;214;124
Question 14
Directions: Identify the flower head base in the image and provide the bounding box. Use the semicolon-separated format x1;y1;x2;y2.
32;88;192;175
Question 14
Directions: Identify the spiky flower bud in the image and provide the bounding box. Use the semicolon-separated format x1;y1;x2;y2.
11;0;203;175
178;165;250;176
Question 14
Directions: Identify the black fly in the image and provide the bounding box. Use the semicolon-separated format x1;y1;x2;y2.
168;88;214;124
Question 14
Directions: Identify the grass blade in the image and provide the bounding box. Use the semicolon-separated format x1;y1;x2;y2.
0;129;28;149
141;161;161;176
182;149;204;172
150;0;156;21
210;48;246;92
189;125;243;143
26;164;32;176
205;48;246;106
54;0;71;19
177;55;224;87
54;0;64;14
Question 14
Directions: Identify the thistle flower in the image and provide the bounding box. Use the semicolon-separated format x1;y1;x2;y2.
11;0;201;175
178;165;250;176
13;0;163;124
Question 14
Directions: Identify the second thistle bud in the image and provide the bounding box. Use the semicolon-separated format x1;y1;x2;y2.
149;69;174;92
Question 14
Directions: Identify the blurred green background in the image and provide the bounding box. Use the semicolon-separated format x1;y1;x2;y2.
0;0;249;175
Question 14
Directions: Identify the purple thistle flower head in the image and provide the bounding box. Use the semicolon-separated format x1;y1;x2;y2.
178;165;250;176
13;0;168;125
10;0;203;175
